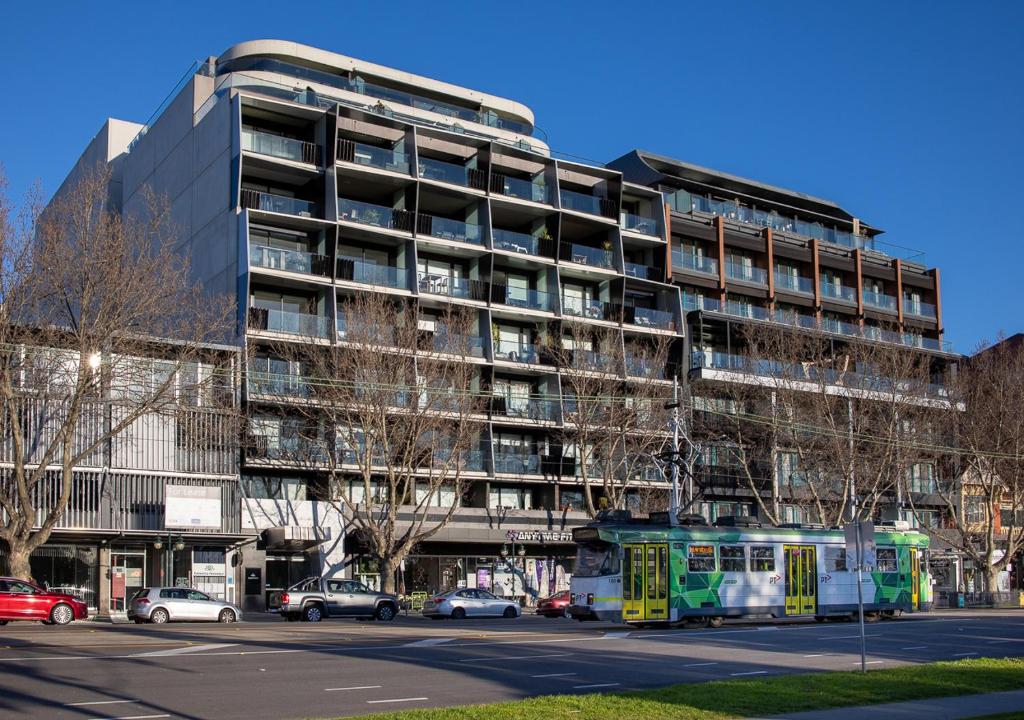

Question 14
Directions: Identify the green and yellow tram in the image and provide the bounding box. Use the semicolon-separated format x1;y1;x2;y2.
568;512;931;626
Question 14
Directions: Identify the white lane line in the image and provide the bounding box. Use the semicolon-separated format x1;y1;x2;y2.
531;672;577;678
954;652;979;657
683;662;719;668
730;671;768;677
66;700;138;707
902;646;928;650
403;638;455;647
823;634;881;640
460;652;573;663
852;661;884;665
366;697;428;705
803;654;827;658
135;643;237;657
756;626;780;632
603;631;631;639
325;685;382;692
573;683;621;689
86;715;169;720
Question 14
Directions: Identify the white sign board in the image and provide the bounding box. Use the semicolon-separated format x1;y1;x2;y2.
165;485;222;530
844;520;876;570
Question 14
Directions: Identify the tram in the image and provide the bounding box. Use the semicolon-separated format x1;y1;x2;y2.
569;511;931;626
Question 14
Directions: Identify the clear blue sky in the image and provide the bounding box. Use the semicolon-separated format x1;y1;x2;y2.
2;0;1021;352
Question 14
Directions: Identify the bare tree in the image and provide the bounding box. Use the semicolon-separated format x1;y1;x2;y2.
0;165;233;580
253;292;485;593
554;321;674;517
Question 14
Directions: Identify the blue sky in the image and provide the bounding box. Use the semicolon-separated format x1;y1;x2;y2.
1;0;1021;351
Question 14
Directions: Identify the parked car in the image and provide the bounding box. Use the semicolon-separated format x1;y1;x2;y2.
422;588;521;619
535;590;571;618
0;577;89;626
276;577;399;622
128;587;241;624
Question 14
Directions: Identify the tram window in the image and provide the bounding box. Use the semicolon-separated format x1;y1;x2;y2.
687;544;716;573
877;548;898;573
720;545;746;572
825;546;847;572
575;544;620;577
751;546;775;572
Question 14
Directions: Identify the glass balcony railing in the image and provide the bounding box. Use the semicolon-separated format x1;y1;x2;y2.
494;343;541;364
501;287;557;312
904;299;937;319
420;215;483;245
248;359;312;397
250;244;327;276
242;128;320;165
724;301;769;321
492;452;543;475
863;290;897;311
725;261;768;284
625;355;666;379
774;309;821;331
631;307;675;330
624;262;659;280
822;316;863;337
418;157;474;187
621;213;659;236
335;315;397;345
673;249;719;275
560;188;614;217
417;272;481;300
560;242;615;270
337;198;413;232
336;256;406;289
493;228;541;256
493;397;559;422
820;282;856;303
561;296;609;321
432;328;485;357
774;272;814;294
337;138;410;174
493;175;550;203
242;189;320;218
252;308;330;338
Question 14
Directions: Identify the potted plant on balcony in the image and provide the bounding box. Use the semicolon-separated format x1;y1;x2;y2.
362;207;382;227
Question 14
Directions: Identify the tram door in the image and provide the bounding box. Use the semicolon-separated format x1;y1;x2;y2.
783;545;817;615
909;548;921;609
621;544;669;621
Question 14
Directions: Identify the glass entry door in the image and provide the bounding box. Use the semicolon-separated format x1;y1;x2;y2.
110;550;146;613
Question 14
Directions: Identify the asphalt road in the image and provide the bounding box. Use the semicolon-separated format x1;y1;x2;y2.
1;609;1022;720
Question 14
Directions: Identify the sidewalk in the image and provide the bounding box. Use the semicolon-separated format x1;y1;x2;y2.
765;690;1024;720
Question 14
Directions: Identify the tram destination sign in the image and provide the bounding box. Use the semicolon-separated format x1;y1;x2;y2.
505;530;574;543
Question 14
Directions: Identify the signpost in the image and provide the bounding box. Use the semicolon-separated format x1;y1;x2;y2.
843;519;875;673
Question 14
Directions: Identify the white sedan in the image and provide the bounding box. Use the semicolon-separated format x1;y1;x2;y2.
422;588;521;619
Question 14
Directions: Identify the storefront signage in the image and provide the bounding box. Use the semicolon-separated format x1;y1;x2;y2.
165;485;222;530
505;531;574;543
193;563;227;575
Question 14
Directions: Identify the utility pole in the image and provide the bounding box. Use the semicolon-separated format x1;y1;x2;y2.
670;376;680;514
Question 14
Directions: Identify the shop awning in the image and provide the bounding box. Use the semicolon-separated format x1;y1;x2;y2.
261;526;324;551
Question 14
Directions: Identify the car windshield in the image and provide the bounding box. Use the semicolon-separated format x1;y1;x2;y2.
574;543;620;577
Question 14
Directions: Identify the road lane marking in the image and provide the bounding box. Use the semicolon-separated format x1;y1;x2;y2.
852;661;884;665
85;715;169;720
325;686;382;692
66;700;138;707
366;697;428;705
683;662;719;667
573;683;621;689
730;671;768;676
603;631;631;638
803;654;827;658
135;643;237;657
531;672;577;678
403;638;455;647
460;652;573;662
902;646;928;650
822;634;881;640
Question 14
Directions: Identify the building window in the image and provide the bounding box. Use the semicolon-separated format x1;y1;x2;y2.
489;486;532;510
720;545;746;572
780;504;804;524
907;463;937;494
965;496;988;525
776;451;808;489
751;546;775;572
908;509;939;529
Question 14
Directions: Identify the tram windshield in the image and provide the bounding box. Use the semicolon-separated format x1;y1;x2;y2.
574;543;620;577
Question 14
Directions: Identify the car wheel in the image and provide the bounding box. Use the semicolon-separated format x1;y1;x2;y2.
218;609;236;623
451;607;466;620
503;606;518;619
708;616;724;629
150;608;170;624
49;604;74;626
375;604;397;622
304;604;324;623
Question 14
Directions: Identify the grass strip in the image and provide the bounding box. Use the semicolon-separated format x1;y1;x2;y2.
338;658;1024;720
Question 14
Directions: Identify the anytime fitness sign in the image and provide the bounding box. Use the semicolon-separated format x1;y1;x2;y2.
505;530;574;543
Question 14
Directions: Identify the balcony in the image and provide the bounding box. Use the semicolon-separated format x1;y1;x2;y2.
569;349;615;371
904;298;938;319
431;327;485;357
336;315;397;345
248;363;312;398
673;249;719;276
624;262;660;281
630;307;676;331
493;452;543;475
492;228;548;257
248;307;330;338
431;448;486;472
621;213;659;236
337;198;414;232
561;296;612;322
560;188;616;218
336;138;410;174
822;316;863;337
559;242;615;270
494;342;541;364
498;287;557;313
250;244;330;277
491;396;559;422
625;355;666;379
820;281;856;303
418;157;487;191
336;256;406;289
242;128;320;165
774;309;821;331
774;272;814;295
724;301;769;321
242;189;321;219
418;214;483;245
864;290;897;311
417;272;487;301
725;261;768;285
490;174;550;204
682;293;717;313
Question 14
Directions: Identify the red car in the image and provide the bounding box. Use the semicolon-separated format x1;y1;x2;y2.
535;590;571;618
0;577;89;626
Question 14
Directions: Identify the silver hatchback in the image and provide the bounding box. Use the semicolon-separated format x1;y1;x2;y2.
129;587;242;624
421;588;521;619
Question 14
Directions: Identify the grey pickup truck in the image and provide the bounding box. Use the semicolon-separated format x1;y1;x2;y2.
276;577;400;622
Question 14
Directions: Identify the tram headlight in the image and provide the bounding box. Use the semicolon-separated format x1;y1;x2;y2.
587;593;594;605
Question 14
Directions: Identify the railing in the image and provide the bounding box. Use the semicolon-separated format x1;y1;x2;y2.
673;249;719;275
248;307;330;338
242;128;320;165
491;396;559;422
903;298;937;319
559;241;615;269
250;244;330;277
431;328;485;357
418;157;487;190
417;272;487;301
561;296;610;321
624;262;660;280
492;452;543;475
336;138;410;174
494;343;540;364
418;214;483;245
570;349;614;371
820;281;856;303
490;173;550;203
625;355;666;379
499;287;557;312
493;228;542;256
774;272;814;294
336;256;406;289
863;290;897;311
725;260;768;284
774;309;822;331
241;189;320;218
724;301;769;321
621;212;659;236
822;316;863;337
631;307;675;330
335;315;398;345
337;198;414;232
248;368;312;398
560;188;616;218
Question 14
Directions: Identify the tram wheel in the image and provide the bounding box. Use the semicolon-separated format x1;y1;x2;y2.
708;616;724;629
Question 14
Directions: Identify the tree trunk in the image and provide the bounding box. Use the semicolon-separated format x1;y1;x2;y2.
379;555;402;595
983;566;1000;595
5;539;34;581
